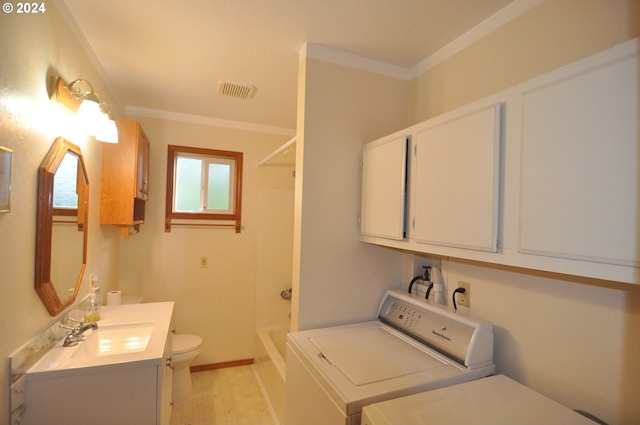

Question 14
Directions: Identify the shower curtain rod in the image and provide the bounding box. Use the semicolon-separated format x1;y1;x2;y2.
257;136;296;167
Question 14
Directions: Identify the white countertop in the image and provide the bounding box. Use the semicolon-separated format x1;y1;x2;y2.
27;302;174;380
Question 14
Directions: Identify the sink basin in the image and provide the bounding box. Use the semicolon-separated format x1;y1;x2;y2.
74;322;154;357
26;303;174;382
28;322;157;374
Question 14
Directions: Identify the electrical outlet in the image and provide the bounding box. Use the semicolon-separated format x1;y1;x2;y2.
457;281;471;307
200;256;208;268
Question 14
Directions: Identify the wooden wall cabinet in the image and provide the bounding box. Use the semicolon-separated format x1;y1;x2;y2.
100;120;150;236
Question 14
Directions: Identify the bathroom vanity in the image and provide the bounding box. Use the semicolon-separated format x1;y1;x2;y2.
24;302;174;425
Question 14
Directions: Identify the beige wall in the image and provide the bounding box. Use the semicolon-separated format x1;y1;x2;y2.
438;259;640;425
0;3;122;419
119;115;293;365
405;1;640;424
411;0;640;122
292;56;411;331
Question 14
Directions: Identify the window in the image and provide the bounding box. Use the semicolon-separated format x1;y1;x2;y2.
165;145;243;232
53;151;81;218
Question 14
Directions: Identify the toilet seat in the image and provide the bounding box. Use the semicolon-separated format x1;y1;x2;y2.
173;334;203;355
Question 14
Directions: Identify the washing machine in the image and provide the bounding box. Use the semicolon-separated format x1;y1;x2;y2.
361;374;600;425
285;289;495;425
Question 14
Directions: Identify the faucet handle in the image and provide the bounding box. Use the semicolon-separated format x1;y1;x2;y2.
65;316;84;325
59;316;84;331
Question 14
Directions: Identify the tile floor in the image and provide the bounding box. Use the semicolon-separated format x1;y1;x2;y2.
170;365;275;425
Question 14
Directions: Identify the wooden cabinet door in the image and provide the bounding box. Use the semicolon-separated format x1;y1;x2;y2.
136;129;150;200
101;120;150;233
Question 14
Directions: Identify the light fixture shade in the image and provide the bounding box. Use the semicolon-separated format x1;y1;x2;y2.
50;77;118;143
95;117;118;143
77;98;103;135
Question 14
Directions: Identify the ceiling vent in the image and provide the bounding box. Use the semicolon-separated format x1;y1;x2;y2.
218;81;256;100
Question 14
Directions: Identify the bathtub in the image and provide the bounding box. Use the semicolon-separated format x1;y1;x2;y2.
254;326;288;424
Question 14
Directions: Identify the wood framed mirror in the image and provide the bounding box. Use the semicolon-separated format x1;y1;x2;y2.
35;137;89;316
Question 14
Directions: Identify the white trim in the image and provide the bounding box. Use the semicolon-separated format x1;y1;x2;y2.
126;106;296;137
304;43;414;81
413;0;544;76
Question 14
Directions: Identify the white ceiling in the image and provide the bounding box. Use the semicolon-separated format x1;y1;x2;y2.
59;0;515;133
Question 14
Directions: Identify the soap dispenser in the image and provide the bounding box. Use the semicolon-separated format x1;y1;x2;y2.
84;274;101;323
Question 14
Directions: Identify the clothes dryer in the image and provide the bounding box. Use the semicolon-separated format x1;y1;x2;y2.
361;374;600;425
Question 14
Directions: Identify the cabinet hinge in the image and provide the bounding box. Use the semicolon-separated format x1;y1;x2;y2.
413;143;417;156
412;217;416;229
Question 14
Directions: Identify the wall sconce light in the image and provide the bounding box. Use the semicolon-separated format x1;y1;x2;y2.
50;77;118;143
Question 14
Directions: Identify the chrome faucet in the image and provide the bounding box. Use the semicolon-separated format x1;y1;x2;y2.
60;320;98;347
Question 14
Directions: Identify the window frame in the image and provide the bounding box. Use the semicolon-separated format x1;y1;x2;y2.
165;145;243;232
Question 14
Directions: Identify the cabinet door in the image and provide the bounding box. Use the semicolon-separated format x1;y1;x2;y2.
159;332;173;424
136;129;150;200
519;52;639;266
414;103;501;252
361;134;408;240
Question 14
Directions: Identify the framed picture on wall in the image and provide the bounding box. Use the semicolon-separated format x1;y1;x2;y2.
0;146;12;213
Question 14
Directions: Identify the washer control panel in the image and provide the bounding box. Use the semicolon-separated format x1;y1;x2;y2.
378;290;493;367
385;301;422;329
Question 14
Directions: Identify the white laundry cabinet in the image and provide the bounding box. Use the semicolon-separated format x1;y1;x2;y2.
361;37;639;284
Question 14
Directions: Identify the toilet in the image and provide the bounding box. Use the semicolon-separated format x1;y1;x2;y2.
171;333;203;405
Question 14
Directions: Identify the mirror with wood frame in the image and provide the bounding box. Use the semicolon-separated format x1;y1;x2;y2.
35;137;89;316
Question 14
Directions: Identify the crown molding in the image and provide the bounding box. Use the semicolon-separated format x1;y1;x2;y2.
413;0;544;76
126;106;296;137
303;43;414;81
301;0;543;80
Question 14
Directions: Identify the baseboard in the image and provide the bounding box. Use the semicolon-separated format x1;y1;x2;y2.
190;358;254;372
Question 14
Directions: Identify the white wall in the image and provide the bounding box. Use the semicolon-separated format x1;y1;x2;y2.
117;115;293;365
292;54;411;331
256;186;295;330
